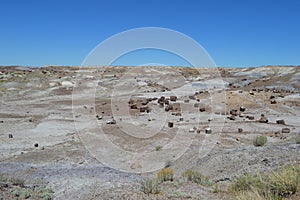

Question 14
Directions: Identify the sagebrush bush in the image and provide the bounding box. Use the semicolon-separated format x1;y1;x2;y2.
157;168;174;182
253;135;267;147
141;178;160;195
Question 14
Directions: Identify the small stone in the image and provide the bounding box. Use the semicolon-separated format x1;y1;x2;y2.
8;134;13;138
270;99;277;104
34;143;39;148
246;115;255;120
168;122;174;128
199;107;206;112
276;119;285;125
170;96;177;102
236;137;240;141
227;115;236;120
238;128;243;133
282;128;290;133
189;128;195;133
240;106;246;112
205;128;212;134
130;104;138;109
259;114;268;123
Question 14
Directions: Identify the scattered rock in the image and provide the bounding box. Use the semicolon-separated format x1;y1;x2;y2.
189;128;195;133
270;99;277;104
227;115;236;120
282;128;290;133
239;106;246;112
276;119;285;125
106;119;116;124
238;128;243;133
34;143;39;148
168;122;174;128
246;115;255;120
205;128;212;134
199;107;206;112
258;114;268;123
8;134;13;138
170;96;177;102
96;115;102;120
230;109;239;116
165;105;173;112
139;106;149;113
130;104;137;109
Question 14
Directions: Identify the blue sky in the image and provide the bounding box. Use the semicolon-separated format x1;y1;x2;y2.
0;0;299;67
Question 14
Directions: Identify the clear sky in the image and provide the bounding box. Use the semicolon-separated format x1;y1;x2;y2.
0;0;299;67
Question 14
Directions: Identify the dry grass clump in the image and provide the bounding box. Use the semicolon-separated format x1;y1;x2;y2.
232;165;300;200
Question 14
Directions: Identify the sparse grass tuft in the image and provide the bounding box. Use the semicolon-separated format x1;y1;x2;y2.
253;135;267;147
157;168;174;182
182;169;212;186
141;178;160;195
10;177;25;187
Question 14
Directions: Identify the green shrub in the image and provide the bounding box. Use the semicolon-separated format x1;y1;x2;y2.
157;168;174;182
12;189;20;197
253;136;267;147
155;146;162;151
182;169;212;185
21;189;31;199
43;192;53;200
295;135;300;144
141;178;160;195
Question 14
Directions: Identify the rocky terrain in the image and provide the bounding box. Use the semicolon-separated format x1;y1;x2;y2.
0;65;299;199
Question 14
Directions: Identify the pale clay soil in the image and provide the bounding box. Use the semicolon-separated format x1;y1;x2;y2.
0;66;300;199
